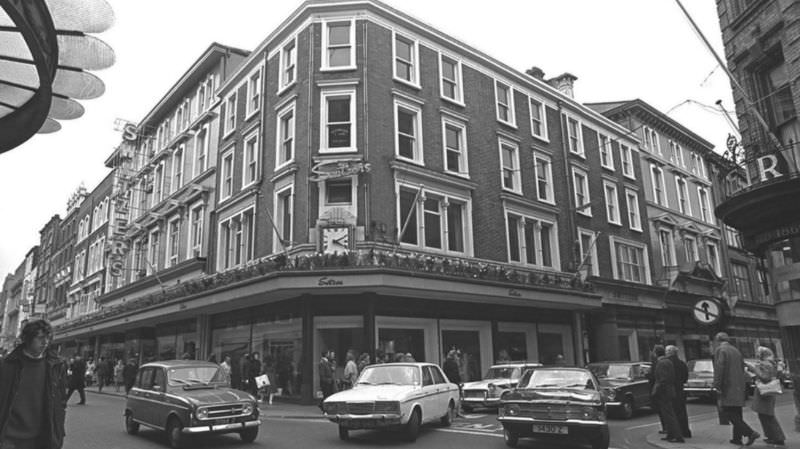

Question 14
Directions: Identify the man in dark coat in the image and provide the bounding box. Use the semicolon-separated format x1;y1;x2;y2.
95;356;109;393
0;319;68;449
713;332;759;445
318;350;335;409
122;358;138;395
652;345;684;443
666;345;691;438
443;349;461;384
66;355;87;405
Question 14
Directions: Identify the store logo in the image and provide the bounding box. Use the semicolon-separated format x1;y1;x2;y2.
318;277;343;286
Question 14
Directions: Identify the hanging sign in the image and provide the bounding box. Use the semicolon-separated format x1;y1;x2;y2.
692;298;722;325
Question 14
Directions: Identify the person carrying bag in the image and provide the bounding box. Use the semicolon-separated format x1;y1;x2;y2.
746;347;785;446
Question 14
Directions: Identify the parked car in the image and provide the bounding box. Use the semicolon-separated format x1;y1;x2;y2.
322;362;460;442
124;360;261;449
498;366;609;449
684;358;754;401
461;362;541;412
587;362;651;419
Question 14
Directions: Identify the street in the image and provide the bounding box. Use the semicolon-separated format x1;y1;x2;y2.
61;391;796;449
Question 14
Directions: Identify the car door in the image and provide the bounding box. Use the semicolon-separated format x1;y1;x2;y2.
130;367;155;426
420;366;438;423
430;365;452;415
633;364;652;406
149;367;169;428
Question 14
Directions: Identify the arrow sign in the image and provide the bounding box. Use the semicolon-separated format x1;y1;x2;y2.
693;299;721;325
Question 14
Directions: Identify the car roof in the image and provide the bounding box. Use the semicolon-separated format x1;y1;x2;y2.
141;360;219;369
528;366;592;372
587;361;650;365
367;363;436;368
490;362;541;368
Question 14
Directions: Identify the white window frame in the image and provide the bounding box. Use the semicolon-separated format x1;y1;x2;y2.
188;202;204;258
577;228;599;276
171;144;184;193
278;35;297;92
276;101;296;169
505;209;560;269
625;188;642;231
194;124;209;177
572;166;591;216
566;115;585;157
320;88;357;153
698;185;713;223
321;19;356;71
599;133;614;170
441;117;468;176
154;161;165;204
147;228;160;275
438;52;464;105
675;176;692;216
273;184;294;254
224;93;237;137
528;96;548;141
650;164;668;207
620;144;635;179
684;235;699;262
658;228;676;267
322;177;356;206
609;236;652;285
706;241;721;275
245;65;263;120
392;30;420;88
533;151;554;204
220;148;234;201
396;184;473;256
494;80;516;127
394;98;424;164
242;129;260;188
603;180;621;225
167;217;181;267
217;207;256;270
499;138;521;194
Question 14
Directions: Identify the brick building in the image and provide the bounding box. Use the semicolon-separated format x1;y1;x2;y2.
34;215;62;321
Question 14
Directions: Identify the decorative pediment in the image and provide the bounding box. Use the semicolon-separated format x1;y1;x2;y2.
651;213;679;228
678;221;703;236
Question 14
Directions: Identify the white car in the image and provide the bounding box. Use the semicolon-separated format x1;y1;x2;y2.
322;363;460;442
461;362;541;411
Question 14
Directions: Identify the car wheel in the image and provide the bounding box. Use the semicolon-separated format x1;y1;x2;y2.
240;427;259;443
591;426;610;449
124;412;139;435
338;425;349;441
166;417;184;449
441;401;456;427
503;428;519;448
620;397;634;419
404;408;421;442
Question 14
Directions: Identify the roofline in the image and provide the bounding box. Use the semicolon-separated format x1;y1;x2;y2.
217;0;638;140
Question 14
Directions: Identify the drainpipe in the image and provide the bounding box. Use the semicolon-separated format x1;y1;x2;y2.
557;100;579;271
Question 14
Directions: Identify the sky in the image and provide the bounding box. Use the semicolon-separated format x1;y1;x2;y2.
0;0;737;278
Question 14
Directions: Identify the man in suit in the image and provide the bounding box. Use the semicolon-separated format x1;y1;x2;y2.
66;355;87;405
713;332;759;446
666;345;691;438
652;345;684;443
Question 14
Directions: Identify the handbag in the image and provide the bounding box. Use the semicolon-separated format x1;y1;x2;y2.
756;378;783;396
255;374;270;388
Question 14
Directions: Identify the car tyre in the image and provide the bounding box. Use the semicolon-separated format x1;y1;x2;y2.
166;417;185;449
338;425;349;441
503;428;519;448
404;408;421;442
240;427;259;443
620;397;634;420
441;401;456;427
124;412;139;435
591;426;610;449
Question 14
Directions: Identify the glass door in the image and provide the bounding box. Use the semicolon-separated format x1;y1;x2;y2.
440;320;492;383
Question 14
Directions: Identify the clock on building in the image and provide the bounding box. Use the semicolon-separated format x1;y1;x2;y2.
321;227;350;253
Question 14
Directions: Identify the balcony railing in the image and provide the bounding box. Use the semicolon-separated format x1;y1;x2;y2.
718;144;800;203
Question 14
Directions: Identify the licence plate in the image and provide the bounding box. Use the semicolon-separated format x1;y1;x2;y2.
217;418;234;425
533;424;568;435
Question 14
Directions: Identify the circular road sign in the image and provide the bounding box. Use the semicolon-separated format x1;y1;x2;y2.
693;298;721;325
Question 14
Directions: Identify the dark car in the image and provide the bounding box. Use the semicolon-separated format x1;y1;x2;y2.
588;362;651;419
124;360;261;448
498;367;609;449
685;358;755;401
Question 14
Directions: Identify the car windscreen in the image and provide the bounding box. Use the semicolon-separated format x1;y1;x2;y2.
357;365;420;386
523;370;594;390
485;367;518;380
689;360;713;373
589;364;631;380
167;366;224;386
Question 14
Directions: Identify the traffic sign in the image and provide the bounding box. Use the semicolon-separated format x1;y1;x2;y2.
692;298;721;325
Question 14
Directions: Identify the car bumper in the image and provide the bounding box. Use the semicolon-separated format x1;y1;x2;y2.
684;387;714;397
326;414;403;429
183;419;261;434
604;401;623;407
499;417;607;439
462;397;502;408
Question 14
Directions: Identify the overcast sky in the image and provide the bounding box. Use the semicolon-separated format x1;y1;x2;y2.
0;0;736;278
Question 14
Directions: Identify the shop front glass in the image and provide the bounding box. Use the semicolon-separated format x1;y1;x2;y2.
318;327;364;382
379;328;425;363
441;330;481;382
99;334;125;364
156;320;197;361
252;314;303;398
211;310;252;389
496;331;527;362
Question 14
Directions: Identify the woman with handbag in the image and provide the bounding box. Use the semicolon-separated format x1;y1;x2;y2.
746;346;785;446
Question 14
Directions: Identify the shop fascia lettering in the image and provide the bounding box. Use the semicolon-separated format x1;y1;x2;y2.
107;122;138;277
733;154;792;190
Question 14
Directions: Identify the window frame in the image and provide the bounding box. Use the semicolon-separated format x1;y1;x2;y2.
609;236;651;285
276;101;296;169
392;30;420;88
658;228;676;267
167;217;181;268
441;117;468;176
438;52;464;105
675;176;692;216
498;138;521;194
698;185;713;223
625;188;642;231
494;80;516;127
320;88;357;153
620;144;635;179
731;262;754;302
598;133;614;170
394;98;424;164
273;184;294;254
505;210;559;269
171;144;184;193
220;147;235;201
528;96;548;142
188;202;204;258
321;19;356;71
396;184;472;256
194;124;209;177
577;228;599;277
533;151;554;204
706;241;721;275
217;207;256;270
650;164;668;207
242;129;260;188
603;180;621;225
223;93;237;137
278;35;298;93
684;235;699;262
245;65;263;120
566;115;585;157
572;166;591;216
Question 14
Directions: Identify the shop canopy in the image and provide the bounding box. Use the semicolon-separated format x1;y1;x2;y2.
0;0;114;154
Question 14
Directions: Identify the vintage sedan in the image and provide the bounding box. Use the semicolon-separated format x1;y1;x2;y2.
587;362;651;419
461;362;541;411
323;363;460;442
498;367;609;449
124;360;261;449
684;359;716;401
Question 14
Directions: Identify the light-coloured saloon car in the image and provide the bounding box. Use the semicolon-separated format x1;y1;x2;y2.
323;363;460;442
461;362;541;411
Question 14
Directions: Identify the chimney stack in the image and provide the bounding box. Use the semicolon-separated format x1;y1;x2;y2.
547;72;578;99
525;66;545;80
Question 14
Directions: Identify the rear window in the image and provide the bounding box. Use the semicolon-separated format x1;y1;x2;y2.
689;360;713;373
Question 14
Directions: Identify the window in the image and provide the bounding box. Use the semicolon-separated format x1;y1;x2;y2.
725;225;743;248
172;146;184;193
651;164;667;207
533;152;554;203
603;181;621;225
194;125;208;175
684;236;699;262
499;139;520;193
506;212;557;268
442;118;467;175
279;38;297;90
757;267;771;300
218;208;255;270
321;90;356;152
572;167;590;216
197;83;207;115
669;140;681;165
731;262;753;302
625;189;642;231
494;80;515;126
620;144;635;179
698;186;712;223
274;186;293;253
154;162;165;203
706;242;720;275
147;229;160;274
643;126;660;154
529;97;548;140
325;179;352;204
395;101;422;162
224;94;236;135
566;116;584;156
243;131;259;186
439;54;462;104
676;177;691;216
221;150;234;199
611;238;649;284
276;103;295;167
246;67;262;117
578;229;599;276
393;32;419;86
167;218;180;267
189;204;204;258
659;229;675;267
397;186;470;255
323;20;355;70
599;134;613;169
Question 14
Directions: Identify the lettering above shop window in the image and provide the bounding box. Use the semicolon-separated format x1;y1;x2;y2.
310;159;371;181
318;276;343;286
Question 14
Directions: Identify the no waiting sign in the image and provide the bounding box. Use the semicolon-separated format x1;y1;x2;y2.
693;298;721;325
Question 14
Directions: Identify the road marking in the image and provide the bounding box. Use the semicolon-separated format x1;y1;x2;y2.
461;413;488;419
436;428;504;438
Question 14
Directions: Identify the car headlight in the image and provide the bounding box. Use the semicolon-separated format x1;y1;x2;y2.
488;383;498;396
605;389;616;401
196;408;209;420
506;404;520;416
242;403;254;415
582;406;604;421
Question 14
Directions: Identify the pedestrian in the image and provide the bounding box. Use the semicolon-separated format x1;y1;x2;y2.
666;345;691;439
85;357;96;387
645;348;667;435
443;349;461;384
263;355;277;405
220;355;232;386
343;350;358;389
113;359;124;392
318;350;335;410
122;358;138;395
0;319;68;449
652;345;683;443
713;332;759;446
746;346;785;446
104;357;114;388
249;352;262;398
356;353;371;374
237;353;250;391
66;355;87;405
96;356;109;393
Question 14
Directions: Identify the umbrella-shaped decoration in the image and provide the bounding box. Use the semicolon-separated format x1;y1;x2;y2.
0;0;114;154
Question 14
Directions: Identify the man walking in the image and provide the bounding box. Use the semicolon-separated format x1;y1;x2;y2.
66;355;87;405
666;345;691;439
96;356;109;393
713;332;759;446
122;358;138;395
0;319;68;449
318;350;335;410
652;345;684;443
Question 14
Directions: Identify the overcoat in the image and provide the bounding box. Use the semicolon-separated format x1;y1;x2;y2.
712;342;747;407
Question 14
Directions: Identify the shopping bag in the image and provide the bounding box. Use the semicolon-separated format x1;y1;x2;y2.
756;378;783;396
255;374;270;388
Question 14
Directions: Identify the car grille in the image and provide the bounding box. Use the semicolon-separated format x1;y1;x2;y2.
344;402;399;415
516;404;585;420
199;403;248;420
463;390;486;399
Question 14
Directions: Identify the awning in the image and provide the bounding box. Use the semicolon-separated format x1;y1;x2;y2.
0;0;114;154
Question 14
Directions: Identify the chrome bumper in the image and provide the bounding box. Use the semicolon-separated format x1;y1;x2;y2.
327;413;402;426
183;419;261;434
462;397;502;406
604;401;623;407
684;387;713;394
498;416;606;426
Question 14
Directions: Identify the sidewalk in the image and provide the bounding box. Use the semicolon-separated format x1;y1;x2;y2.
85;385;325;419
647;404;797;449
